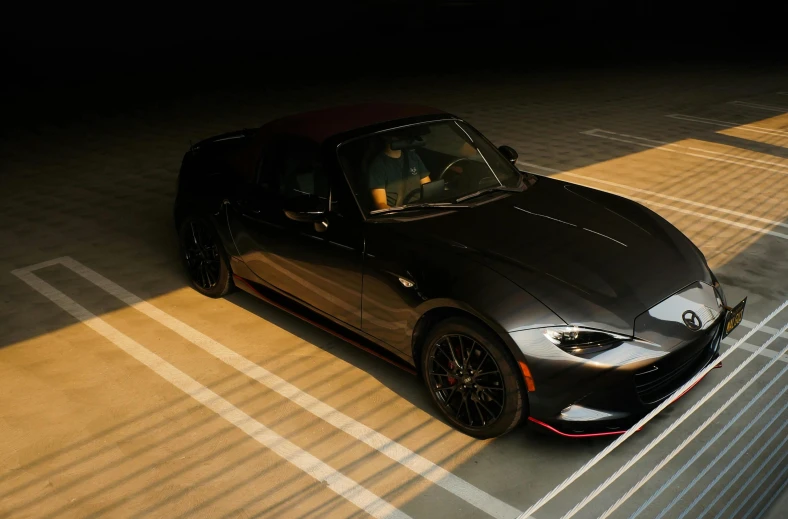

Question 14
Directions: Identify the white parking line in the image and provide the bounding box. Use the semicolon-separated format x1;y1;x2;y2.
666;114;788;137
753;476;788;519
516;161;788;241
13;257;523;519
722;337;788;363
516;300;788;519
645;398;788;519
596;344;788;519
11;266;410;519
581;129;788;175
624;195;788;240
729;100;788;113
564;320;788;519
558;171;787;229
740;318;788;339
697;427;788;519
727;451;788;519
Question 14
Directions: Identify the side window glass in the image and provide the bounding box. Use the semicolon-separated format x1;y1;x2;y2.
280;137;329;203
255;137;285;194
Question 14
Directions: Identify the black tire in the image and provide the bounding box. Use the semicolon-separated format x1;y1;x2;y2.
178;216;233;298
420;317;527;439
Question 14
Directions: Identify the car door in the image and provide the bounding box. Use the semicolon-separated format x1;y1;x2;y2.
227;134;364;328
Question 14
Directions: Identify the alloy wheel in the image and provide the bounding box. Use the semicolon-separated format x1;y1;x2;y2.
427;334;506;428
183;220;222;290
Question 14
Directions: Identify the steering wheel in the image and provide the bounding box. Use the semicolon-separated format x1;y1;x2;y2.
438;157;478;180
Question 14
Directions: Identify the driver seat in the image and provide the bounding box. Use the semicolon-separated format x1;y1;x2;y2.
358;136;387;208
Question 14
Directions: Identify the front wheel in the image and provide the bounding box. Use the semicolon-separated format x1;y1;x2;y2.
421;317;528;439
178;216;233;298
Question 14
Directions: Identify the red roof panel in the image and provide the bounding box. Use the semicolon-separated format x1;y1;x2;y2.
262;102;447;143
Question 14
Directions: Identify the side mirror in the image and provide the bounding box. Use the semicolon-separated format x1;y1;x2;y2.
283;195;327;226
498;145;519;164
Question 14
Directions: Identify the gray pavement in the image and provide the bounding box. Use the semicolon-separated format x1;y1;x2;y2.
0;61;786;519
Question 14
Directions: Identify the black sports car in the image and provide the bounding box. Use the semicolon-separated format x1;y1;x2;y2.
173;103;746;439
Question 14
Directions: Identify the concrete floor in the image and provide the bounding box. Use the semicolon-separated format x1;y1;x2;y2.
1;62;786;519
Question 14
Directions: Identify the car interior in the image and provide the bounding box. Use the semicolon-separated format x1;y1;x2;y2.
341;134;472;211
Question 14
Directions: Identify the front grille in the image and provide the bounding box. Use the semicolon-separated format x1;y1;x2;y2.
634;322;721;405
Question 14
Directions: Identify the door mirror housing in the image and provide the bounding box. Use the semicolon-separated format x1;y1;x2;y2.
498;145;519;164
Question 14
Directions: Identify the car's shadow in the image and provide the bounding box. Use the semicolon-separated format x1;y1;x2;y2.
222;281;626;455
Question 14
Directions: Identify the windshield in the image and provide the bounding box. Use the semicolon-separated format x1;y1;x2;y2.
337;120;523;215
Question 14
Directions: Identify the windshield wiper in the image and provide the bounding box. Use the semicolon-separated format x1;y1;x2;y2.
370;202;468;215
455;185;521;203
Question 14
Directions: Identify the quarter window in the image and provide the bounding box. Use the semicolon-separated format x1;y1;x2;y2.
256;135;329;202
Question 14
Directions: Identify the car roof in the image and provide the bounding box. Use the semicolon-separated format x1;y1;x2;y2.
259;103;450;143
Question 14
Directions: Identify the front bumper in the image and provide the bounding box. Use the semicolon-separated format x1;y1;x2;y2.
512;281;731;437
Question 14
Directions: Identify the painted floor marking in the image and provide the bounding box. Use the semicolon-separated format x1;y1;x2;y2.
722;337;788;363
12;256;523;519
11;264;410;519
726;451;788;519
750;474;788;519
555;170;787;229
729;100;788;113
697;428;788;519
740;318;788;339
517;161;788;241
666;114;788;137
581;129;788;176
597;343;788;519
654;401;788;519
562;319;788;519
516;300;788;519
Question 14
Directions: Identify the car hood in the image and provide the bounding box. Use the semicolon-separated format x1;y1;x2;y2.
386;176;712;336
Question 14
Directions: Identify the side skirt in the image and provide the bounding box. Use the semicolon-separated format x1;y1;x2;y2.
233;275;418;376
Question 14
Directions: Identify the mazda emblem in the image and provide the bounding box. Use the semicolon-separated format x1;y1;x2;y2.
682;310;702;331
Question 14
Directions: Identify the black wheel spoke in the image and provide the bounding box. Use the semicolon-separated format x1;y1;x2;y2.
446;386;460;404
436;348;455;368
479;388;505;409
431;362;451;375
474;371;499;378
182;220;224;291
454;397;464;420
200;263;209;288
461;337;474;371
441;385;459;405
463;397;473;426
190;222;200;247
474;350;489;372
473;400;487;426
430;371;453;379
427;333;506;430
476;396;497;417
446;337;462;368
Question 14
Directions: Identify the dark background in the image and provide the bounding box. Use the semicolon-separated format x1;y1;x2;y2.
1;0;786;126
3;1;786;80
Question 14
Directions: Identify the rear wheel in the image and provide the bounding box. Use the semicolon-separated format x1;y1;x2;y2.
420;317;527;438
178;216;233;298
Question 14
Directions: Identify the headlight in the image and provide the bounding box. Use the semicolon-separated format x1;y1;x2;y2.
543;326;630;355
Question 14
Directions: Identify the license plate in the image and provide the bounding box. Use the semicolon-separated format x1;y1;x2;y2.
723;297;747;337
